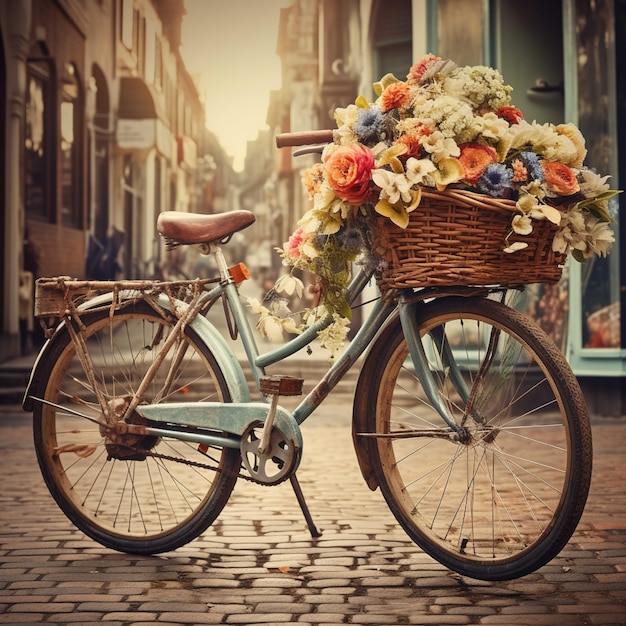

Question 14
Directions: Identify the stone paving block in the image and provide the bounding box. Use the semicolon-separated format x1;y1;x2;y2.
1;408;626;625
99;614;158;622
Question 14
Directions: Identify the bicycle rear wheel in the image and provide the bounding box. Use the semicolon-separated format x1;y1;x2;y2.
31;300;240;554
355;296;592;580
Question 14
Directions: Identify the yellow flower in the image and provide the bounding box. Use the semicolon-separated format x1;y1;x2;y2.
431;158;464;190
512;214;533;235
377;144;407;173
375;189;421;228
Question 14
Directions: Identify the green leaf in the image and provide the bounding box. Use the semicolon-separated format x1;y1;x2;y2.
577;190;621;222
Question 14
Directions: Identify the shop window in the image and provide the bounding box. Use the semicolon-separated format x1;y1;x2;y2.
575;1;621;349
60;62;82;228
372;0;412;79
434;0;483;66
25;56;53;220
121;0;133;49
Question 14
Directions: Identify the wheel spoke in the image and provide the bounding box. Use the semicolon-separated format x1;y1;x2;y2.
32;302;240;554
361;296;592;580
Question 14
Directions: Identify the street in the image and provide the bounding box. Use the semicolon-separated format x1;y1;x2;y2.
1;393;626;625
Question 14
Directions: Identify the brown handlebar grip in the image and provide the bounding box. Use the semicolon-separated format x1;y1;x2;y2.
275;130;334;148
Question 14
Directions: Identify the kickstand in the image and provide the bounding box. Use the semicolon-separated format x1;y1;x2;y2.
289;474;322;538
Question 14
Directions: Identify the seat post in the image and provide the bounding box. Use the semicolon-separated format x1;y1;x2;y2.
210;246;231;282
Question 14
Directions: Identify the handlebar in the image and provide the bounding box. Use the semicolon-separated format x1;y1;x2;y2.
275;130;334;148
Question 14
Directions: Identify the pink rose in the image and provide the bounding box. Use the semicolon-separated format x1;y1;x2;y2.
284;227;305;258
323;144;375;205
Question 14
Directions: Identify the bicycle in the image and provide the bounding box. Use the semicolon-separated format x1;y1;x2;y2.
23;130;592;582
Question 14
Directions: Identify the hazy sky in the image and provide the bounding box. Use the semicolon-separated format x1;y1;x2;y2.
181;0;287;170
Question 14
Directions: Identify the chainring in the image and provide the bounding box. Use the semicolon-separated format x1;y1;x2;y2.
239;420;300;485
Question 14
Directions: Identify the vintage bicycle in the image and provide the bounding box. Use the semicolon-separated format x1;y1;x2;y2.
23;130;592;582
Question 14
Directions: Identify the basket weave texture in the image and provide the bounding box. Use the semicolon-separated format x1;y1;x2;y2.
371;189;564;290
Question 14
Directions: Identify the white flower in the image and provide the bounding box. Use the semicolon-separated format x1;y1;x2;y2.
274;273;304;298
443;65;512;110
372;169;413;204
421;130;460;162
279;317;303;335
554;207;615;258
405;157;437;184
257;315;285;342
578;169;611;198
246;297;269;317
474;112;510;142
333;104;359;144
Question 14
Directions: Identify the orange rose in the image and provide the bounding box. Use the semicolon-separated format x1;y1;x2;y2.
458;143;498;184
541;160;580;196
323;144;375;205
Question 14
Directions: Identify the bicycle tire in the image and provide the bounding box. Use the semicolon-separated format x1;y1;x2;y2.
32;300;241;554
354;296;592;580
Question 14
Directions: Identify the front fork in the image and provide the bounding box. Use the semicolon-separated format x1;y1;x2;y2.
398;294;469;441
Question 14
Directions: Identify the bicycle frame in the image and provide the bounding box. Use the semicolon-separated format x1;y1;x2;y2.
132;245;473;444
26;244;482;459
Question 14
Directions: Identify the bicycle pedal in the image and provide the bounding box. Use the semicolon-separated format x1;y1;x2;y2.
259;375;304;397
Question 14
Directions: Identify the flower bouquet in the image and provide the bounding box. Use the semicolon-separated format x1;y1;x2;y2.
252;54;619;353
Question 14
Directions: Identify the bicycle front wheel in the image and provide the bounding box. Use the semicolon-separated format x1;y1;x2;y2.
356;296;592;580
31;300;241;554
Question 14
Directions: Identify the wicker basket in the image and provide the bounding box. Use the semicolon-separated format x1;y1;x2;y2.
371;188;564;290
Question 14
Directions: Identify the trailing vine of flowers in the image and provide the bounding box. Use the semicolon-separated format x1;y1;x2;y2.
250;54;620;356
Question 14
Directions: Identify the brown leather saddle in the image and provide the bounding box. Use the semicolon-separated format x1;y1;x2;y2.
157;210;256;248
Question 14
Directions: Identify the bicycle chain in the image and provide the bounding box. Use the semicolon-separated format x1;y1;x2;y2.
143;449;261;483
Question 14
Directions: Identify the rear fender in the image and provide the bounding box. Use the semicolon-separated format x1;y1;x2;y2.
23;292;250;411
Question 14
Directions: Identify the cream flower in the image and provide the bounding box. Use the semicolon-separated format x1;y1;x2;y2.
512;214;533;235
474;112;510;142
372;169;414;205
274;273;304;298
421;130;460;162
315;313;351;359
556;123;587;167
405;157;437;184
333;104;359;144
578;169;611;197
554;207;615;258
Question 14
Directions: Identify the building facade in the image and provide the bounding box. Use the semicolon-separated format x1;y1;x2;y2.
267;0;624;414
0;0;234;360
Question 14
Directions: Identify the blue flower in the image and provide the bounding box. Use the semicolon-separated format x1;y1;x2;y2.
353;107;384;143
519;151;544;181
477;163;515;198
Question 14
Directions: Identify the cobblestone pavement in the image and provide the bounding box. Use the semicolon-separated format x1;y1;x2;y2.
1;399;625;626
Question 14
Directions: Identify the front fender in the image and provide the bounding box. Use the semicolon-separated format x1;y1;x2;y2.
23;291;250;411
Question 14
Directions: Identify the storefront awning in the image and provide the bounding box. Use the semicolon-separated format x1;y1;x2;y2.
116;77;159;151
118;76;156;119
